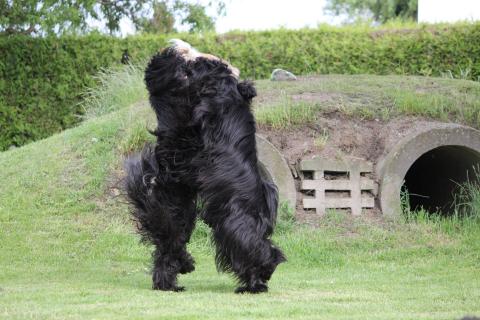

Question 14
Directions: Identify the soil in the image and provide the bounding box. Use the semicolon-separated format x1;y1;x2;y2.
258;112;443;166
257;108;447;219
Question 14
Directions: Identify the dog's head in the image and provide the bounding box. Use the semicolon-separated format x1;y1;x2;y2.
259;246;286;282
146;39;255;108
168;39;240;79
170;40;258;101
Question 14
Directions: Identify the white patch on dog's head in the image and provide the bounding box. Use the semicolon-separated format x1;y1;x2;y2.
167;39;240;78
168;38;192;49
168;39;200;61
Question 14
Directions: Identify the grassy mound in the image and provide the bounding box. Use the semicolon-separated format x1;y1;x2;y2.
1;74;480;319
254;75;480;129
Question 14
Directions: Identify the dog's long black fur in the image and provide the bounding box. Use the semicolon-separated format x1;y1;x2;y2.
125;46;285;294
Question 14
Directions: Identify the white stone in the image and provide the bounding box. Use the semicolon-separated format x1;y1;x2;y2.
271;69;297;81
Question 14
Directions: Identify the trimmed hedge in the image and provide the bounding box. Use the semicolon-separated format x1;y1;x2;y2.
1;24;480;150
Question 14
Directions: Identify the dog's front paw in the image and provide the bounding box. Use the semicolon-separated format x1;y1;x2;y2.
152;283;185;292
179;260;195;274
234;283;268;294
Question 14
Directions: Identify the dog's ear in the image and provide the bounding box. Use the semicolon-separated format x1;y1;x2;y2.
237;80;257;101
145;49;187;96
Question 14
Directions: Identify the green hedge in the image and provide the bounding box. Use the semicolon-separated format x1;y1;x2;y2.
1;23;480;150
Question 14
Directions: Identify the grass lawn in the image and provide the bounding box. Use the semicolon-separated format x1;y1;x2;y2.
1;75;480;319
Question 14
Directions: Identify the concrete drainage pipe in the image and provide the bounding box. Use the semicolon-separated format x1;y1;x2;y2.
256;134;297;210
377;123;480;217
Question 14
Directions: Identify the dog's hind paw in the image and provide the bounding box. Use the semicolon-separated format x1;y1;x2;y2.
179;254;195;274
234;283;268;294
172;286;185;292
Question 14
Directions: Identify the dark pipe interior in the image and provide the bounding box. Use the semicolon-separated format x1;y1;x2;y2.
403;146;480;214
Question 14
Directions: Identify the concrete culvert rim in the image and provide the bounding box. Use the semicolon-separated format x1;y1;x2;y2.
255;134;297;210
377;123;480;217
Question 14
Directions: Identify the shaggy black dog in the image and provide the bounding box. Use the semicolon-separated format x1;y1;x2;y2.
125;41;285;294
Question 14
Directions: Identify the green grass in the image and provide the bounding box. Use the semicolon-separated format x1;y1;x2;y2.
80;63;147;120
254;75;480;127
78;64;480;130
1;102;479;319
313;129;329;149
453;171;480;219
117;102;156;155
254;93;318;129
401;168;480;227
1;73;480;319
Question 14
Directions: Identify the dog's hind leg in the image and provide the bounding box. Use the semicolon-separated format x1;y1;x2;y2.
150;195;197;290
177;200;197;275
197;151;285;293
151;243;184;291
207;212;285;294
125;144;197;291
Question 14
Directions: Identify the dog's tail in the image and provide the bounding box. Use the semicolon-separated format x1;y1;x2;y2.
260;178;279;236
124;144;170;245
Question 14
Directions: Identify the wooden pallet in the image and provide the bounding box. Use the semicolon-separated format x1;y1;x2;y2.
300;157;377;215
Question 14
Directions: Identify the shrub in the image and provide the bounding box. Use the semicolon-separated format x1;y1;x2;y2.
1;23;480;150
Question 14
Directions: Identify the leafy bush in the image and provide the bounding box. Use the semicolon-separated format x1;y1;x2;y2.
1;23;480;150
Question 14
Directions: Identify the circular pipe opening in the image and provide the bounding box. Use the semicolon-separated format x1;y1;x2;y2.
377;124;480;217
403;146;480;214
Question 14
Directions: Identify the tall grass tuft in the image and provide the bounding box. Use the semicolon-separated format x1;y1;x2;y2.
451;169;480;221
119;119;155;155
255;93;318;129
401;173;480;232
80;63;147;119
275;201;296;234
392;90;453;120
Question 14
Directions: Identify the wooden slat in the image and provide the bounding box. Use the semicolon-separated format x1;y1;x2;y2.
300;157;373;173
303;198;320;208
302;177;375;191
361;196;375;208
322;196;374;209
324;198;353;208
301;179;323;190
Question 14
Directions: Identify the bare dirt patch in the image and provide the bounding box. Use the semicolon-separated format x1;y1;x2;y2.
291;92;342;105
258;111;437;165
258;108;447;220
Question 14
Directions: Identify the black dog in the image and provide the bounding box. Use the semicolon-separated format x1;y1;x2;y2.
125;41;285;294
